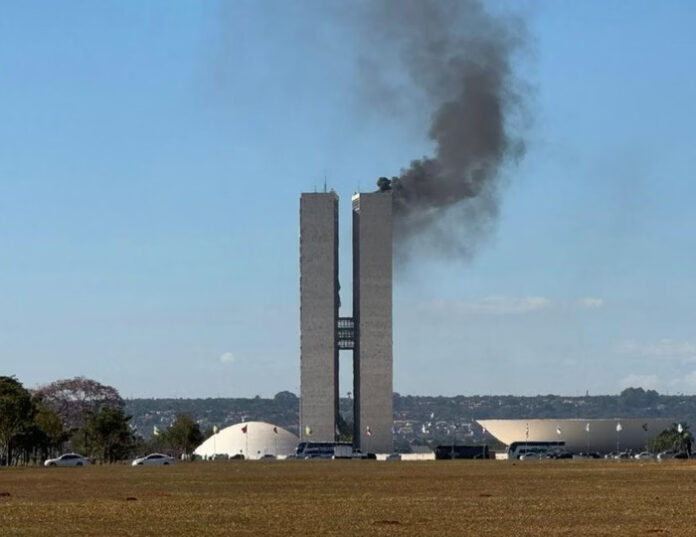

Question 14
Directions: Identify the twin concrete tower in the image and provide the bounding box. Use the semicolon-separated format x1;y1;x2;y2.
299;191;393;453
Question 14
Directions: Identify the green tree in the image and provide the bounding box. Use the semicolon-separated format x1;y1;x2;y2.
0;377;35;465
337;414;353;443
82;407;135;463
648;423;692;454
618;387;660;411
34;400;68;457
163;414;203;458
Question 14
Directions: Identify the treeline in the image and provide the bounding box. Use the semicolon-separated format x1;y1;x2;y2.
126;391;301;438
126;387;696;441
0;376;205;466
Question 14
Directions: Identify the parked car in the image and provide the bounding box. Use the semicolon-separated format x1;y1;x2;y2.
634;452;655;460
131;453;175;466
519;453;543;460
575;452;602;459
546;449;573;460
44;453;89;467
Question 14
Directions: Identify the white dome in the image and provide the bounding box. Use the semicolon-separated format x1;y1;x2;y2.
194;421;298;460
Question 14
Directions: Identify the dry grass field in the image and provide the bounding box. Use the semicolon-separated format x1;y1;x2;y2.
1;460;696;536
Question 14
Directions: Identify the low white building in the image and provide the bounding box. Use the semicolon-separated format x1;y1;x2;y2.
477;418;674;455
194;421;298;460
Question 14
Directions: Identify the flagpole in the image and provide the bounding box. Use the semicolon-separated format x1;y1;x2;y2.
525;422;529;456
556;424;563;453
616;422;622;454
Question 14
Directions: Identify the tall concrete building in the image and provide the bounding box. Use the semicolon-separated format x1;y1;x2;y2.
352;192;393;454
299;193;339;442
299;189;393;454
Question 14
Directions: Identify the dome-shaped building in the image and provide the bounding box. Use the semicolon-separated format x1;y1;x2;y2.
477;418;673;456
194;421;299;460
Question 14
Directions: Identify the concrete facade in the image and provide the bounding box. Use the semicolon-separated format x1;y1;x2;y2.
352;192;393;454
299;193;339;442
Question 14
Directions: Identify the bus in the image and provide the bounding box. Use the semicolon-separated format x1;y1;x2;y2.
295;442;354;459
507;441;565;460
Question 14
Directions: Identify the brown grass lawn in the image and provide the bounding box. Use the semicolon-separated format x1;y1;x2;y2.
1;460;695;536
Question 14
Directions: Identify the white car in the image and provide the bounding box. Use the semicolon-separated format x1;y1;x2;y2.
519;452;543;460
131;453;175;466
44;453;89;467
634;451;655;460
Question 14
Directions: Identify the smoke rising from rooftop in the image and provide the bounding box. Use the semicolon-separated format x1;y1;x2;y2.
359;0;530;261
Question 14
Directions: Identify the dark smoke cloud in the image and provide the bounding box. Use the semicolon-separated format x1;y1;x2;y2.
357;0;530;262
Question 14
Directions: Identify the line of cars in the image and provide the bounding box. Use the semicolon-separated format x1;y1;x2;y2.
597;450;690;460
43;452;176;467
508;441;693;461
517;449;692;461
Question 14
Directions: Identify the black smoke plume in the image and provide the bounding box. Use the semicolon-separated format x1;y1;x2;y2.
360;0;530;261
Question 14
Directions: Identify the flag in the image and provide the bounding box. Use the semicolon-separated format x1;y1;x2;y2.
616;423;622;432
556;425;562;436
585;423;590;433
305;425;312;436
241;424;248;434
677;423;684;433
153;425;160;436
213;425;219;434
365;426;372;437
273;426;278;434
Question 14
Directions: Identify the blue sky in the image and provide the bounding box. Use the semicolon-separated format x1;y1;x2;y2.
1;1;695;398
